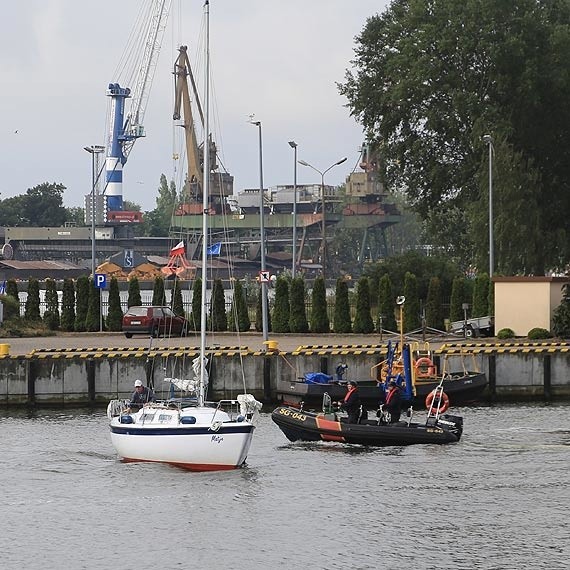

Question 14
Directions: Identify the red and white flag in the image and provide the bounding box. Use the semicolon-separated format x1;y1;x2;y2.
169;241;185;256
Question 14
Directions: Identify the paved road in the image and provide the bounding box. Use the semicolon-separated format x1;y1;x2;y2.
0;330;459;356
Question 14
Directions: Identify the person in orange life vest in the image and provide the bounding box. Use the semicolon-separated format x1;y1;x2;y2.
338;380;361;424
384;379;402;423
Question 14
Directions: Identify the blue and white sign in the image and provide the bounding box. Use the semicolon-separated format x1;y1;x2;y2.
94;273;107;289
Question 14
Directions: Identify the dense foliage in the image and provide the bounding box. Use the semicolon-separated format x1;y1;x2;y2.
353;277;374;334
377;274;396;332
74;276;90;331
552;284;570;338
425;277;444;332
43;279;60;330
127;277;142;308
85;279;103;332
60;279;75;332
309;276;329;333
24;279;41;321
272;275;290;333
209;278;227;332
333;278;352;333
228;279;251;332
151;276;166;306
340;0;570;274
106;277;123;331
289;276;308;333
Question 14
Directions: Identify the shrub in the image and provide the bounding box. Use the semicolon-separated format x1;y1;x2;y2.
190;277;202;331
497;327;516;339
24;278;41;321
228;279;250;332
272;275;290;332
209;278;227;331
127;277;142;308
403;272;420;332
552;283;570;338
106;276;123;331
60;279;75;331
309;276;329;333
377;274;396;332
333;278;352;333
43;278;60;330
289;276;308;333
152;276;166;306
171;279;185;317
353;276;374;334
74;275;90;331
0;294;21;320
527;327;553;340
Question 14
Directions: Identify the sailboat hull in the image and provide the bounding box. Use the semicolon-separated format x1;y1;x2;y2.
109;406;256;471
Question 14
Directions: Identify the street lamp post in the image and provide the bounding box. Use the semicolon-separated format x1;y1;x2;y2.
298;156;347;282
288;141;298;277
482;134;494;277
251;120;268;343
84;145;105;277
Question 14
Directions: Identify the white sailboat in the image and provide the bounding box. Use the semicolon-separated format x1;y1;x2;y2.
107;0;262;471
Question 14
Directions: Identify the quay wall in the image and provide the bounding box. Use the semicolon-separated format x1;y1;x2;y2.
0;342;569;406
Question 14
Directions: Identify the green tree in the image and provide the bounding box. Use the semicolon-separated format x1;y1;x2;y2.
85;279;103;332
24;278;41;321
553;284;570;338
425;277;444;331
272;275;290;333
107;276;123;331
228;279;251;332
152;276;166;306
74;275;90;331
377;274;396;332
472;273;490;317
60;279;75;332
309;276;329;333
289;276;308;333
142;175;178;237
353;276;374;334
339;0;570;274
209;278;227;332
4;280;20;319
403;272;420;332
171;279;185;317
190;277;202;331
333;278;352;333
127;277;142;308
449;276;467;323
43;278;60;330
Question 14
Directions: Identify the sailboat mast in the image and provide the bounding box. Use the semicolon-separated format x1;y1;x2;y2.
199;0;210;407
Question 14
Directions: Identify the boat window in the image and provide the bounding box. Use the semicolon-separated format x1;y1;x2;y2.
141;413;156;423
157;414;172;423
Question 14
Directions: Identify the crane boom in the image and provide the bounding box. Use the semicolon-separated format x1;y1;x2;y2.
104;0;172;214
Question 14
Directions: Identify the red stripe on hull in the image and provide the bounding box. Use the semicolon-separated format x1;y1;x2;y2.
315;417;345;442
120;458;240;471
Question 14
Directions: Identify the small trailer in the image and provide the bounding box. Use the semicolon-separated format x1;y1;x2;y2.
450;315;494;338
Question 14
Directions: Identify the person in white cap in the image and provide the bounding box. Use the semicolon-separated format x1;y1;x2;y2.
129;379;155;408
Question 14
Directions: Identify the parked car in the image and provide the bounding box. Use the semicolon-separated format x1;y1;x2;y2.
122;306;188;338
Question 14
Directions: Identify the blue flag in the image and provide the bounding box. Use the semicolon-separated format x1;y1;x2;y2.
207;242;221;256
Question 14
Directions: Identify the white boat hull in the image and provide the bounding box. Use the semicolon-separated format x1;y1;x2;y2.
109;405;256;471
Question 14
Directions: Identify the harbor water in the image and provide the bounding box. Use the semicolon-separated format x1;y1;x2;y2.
1;404;569;570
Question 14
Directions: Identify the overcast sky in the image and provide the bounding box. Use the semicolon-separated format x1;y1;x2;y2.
0;0;389;212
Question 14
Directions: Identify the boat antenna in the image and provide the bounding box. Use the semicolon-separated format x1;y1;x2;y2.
396;295;405;347
199;0;210;407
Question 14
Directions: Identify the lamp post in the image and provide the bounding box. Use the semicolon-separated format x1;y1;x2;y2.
482;134;494;277
84;145;105;277
251;120;268;343
288;141;298;277
298;156;347;282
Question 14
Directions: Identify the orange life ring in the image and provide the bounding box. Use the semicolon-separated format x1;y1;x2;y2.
425;390;450;414
415;357;436;378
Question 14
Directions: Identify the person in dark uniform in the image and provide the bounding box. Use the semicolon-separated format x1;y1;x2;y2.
383;379;402;423
338;380;361;424
130;379;155;407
